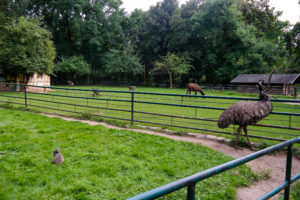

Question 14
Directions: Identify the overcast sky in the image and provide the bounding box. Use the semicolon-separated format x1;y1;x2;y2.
121;0;300;25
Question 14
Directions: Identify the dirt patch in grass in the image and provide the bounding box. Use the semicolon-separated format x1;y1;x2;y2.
42;113;300;200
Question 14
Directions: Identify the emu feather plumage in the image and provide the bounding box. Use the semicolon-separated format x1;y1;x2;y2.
218;81;272;150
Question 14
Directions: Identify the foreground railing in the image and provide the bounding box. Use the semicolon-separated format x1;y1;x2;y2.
128;137;300;200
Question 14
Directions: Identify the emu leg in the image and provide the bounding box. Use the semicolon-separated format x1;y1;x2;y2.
235;126;243;149
243;126;254;150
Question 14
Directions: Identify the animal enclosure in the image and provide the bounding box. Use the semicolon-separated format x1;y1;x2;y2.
0;83;299;144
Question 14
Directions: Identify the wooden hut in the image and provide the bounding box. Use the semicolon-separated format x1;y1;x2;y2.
230;74;300;96
0;72;51;93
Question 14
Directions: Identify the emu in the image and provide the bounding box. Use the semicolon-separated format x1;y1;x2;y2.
218;81;272;150
186;83;205;96
67;80;74;86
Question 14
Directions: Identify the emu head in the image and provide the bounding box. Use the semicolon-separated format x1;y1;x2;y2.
258;80;270;101
258;80;264;92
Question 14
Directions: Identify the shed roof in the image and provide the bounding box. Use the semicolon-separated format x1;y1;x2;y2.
231;74;300;84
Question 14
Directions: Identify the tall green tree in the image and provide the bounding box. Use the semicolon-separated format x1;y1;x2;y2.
54;56;91;84
187;0;287;83
138;0;179;67
104;47;143;85
285;22;300;72
238;0;288;41
152;53;192;88
26;0;127;82
0;17;56;83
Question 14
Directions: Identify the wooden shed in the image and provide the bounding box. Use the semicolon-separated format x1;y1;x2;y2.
230;74;300;96
0;72;51;93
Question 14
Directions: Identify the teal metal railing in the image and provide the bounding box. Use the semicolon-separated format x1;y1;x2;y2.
128;137;300;200
0;83;300;142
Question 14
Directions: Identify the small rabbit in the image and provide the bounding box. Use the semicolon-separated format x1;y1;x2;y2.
53;147;64;165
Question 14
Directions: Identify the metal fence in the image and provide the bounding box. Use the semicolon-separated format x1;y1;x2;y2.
0;83;300;142
0;84;300;199
128;137;300;200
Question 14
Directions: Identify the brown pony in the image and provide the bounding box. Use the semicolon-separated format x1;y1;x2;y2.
186;83;205;96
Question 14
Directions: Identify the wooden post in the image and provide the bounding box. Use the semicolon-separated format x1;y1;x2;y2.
144;65;146;87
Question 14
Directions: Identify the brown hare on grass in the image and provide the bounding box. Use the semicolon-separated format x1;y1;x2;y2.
53;147;64;165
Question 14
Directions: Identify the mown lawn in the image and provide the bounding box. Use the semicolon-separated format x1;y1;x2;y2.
0;108;261;199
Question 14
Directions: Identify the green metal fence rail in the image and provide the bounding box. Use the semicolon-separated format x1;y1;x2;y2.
0;83;300;142
127;137;300;200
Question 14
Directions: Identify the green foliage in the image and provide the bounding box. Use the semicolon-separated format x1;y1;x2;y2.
0;108;260;199
26;0;127;82
0;0;295;84
238;0;288;41
285;22;300;72
131;0;290;84
54;56;90;83
0;17;56;82
189;0;287;83
289;181;300;200
152;52;193;88
104;47;143;83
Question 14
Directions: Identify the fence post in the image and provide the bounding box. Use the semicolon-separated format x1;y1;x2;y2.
283;145;293;200
24;84;28;107
187;183;196;200
131;92;134;125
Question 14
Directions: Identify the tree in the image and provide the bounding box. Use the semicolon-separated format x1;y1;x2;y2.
188;0;287;83
0;16;56;83
104;47;143;85
152;53;192;88
26;0;127;82
238;0;288;41
54;56;91;84
136;0;179;69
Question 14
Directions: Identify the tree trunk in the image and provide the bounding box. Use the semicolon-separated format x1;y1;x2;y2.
168;71;173;89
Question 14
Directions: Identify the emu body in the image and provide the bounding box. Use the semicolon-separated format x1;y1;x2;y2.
218;87;272;150
186;83;205;96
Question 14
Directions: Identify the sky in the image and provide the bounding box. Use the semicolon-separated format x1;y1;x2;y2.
121;0;300;25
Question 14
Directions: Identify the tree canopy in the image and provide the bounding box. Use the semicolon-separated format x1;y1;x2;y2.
54;56;91;84
0;16;56;82
0;0;298;86
152;53;192;88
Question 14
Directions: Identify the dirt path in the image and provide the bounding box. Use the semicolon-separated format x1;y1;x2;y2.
42;114;300;200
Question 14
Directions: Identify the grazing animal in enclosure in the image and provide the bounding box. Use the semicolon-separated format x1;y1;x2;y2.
128;86;136;91
67;81;74;86
218;81;272;150
53;147;64;165
186;83;205;96
92;88;101;97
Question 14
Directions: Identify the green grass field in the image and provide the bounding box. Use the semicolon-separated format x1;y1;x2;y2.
0;85;299;148
0;108;263;199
